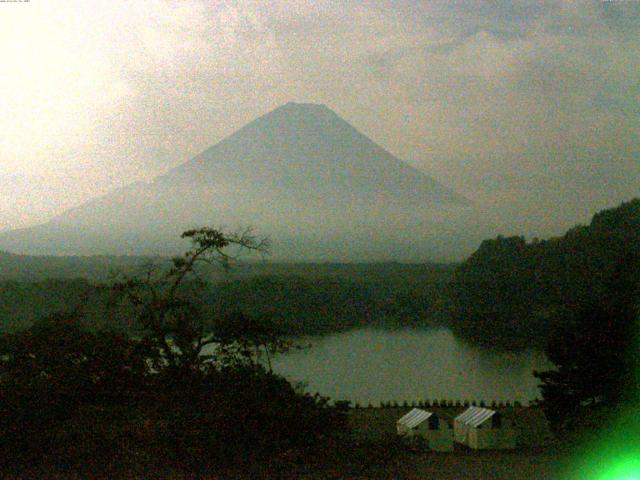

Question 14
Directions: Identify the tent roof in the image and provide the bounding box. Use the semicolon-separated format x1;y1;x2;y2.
397;408;433;429
455;406;496;428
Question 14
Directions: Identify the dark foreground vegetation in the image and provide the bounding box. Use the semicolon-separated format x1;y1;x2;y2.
0;316;352;478
1;199;639;477
0;228;352;478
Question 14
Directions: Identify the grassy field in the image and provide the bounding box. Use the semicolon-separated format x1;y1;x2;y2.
222;406;567;479
341;446;567;480
3;406;568;479
349;406;553;446
321;406;567;480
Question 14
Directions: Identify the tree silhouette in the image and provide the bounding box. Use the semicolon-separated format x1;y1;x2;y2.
534;255;640;432
110;227;269;373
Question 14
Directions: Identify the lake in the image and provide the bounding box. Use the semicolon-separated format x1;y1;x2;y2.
271;328;552;406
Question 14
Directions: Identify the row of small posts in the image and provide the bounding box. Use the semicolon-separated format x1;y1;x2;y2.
337;399;524;409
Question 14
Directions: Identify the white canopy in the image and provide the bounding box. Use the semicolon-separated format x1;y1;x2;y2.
455;406;496;428
397;408;433;429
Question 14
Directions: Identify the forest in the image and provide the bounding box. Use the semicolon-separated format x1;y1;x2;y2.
446;198;640;349
0;263;452;336
1;199;638;351
1;201;638;477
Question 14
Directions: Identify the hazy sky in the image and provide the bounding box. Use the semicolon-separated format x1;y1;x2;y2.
1;0;638;238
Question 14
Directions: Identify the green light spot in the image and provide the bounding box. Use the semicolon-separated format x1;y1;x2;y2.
596;457;640;480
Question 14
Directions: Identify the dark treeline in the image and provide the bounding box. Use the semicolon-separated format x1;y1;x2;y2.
0;252;151;282
0;252;453;283
205;273;443;334
0;279;95;332
0;265;453;336
1;199;638;352
446;198;640;350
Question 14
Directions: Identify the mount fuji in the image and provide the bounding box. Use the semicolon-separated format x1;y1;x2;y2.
0;102;473;261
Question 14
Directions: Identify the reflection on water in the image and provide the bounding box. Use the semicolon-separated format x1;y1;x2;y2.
272;328;552;405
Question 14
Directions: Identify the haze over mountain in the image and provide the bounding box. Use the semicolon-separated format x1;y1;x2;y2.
0;103;475;261
3;2;639;251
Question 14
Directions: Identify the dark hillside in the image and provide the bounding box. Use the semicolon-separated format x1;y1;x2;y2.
446;199;640;349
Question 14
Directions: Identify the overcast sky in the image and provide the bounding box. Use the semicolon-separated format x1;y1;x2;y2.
1;0;638;238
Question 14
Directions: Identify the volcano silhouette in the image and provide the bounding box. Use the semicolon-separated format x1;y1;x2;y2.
0;102;471;260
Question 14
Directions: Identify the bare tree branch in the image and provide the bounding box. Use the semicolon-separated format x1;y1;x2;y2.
108;226;270;372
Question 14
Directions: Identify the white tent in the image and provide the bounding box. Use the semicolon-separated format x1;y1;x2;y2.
454;406;516;450
396;408;453;452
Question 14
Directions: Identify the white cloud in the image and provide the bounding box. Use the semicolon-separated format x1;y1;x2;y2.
0;0;638;238
0;1;132;172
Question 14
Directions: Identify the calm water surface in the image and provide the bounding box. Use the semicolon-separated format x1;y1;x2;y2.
272;328;552;405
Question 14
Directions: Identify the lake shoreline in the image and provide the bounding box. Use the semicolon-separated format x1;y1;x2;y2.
272;327;551;406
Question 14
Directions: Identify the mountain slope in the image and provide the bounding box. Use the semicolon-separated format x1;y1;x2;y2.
0;102;472;260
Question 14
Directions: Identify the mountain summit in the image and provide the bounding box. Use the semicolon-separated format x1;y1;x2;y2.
0;103;471;260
